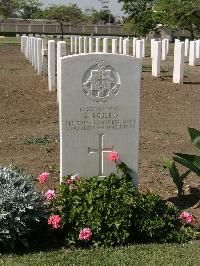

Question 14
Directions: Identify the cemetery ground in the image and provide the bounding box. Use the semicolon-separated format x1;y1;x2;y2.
0;38;200;263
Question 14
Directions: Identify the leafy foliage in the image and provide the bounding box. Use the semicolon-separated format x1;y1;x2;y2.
162;157;191;197
49;161;195;247
173;128;200;176
155;0;200;39
0;0;42;18
0;166;46;250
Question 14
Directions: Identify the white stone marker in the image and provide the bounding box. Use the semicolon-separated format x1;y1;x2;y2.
48;40;56;91
119;37;123;54
136;40;143;59
31;37;35;66
133;38;137;57
74;37;78;54
142;39;145;57
34;38;38;71
71;36;74;54
152;41;161;77
37;38;43;75
166;39;169;54
123;38;129;55
189;41;196;66
57;41;67;100
96;38;100;52
59;54;141;186
173;41;185;84
162;39;168;60
151;39;155;58
196;40;200;59
84;37;88;53
185;39;189;57
79;37;83;54
89;37;93;53
103;38;108;53
42;38;47;63
112;39;118;54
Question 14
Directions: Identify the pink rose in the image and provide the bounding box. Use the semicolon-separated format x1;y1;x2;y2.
108;151;120;161
66;179;73;185
79;228;92;241
38;172;49;183
179;211;194;224
45;189;55;201
48;215;62;229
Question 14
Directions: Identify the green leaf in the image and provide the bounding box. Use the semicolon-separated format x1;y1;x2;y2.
188;128;200;153
162;157;180;182
180;170;191;181
173;154;200;176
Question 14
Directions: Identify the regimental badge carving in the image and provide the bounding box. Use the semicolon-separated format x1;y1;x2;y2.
82;61;121;103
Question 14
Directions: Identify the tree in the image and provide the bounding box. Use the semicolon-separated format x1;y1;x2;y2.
0;0;20;17
91;9;115;24
20;0;42;19
0;0;42;18
118;0;157;36
43;4;83;40
155;0;200;39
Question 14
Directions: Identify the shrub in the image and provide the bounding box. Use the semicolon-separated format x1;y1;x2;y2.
48;160;197;247
0;166;46;250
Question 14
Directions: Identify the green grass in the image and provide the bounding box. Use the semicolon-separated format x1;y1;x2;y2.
1;243;200;265
0;37;20;46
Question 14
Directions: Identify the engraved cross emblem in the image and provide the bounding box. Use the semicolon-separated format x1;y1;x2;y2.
82;61;120;103
88;134;114;176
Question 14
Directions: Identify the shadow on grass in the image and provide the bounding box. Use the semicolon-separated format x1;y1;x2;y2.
166;186;200;209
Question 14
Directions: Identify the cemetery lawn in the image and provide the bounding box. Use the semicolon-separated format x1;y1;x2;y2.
0;45;200;219
1;243;200;265
0;37;20;45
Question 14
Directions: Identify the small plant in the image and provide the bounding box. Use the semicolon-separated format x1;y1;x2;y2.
43;153;197;247
162;157;191;197
163;128;200;197
173;128;200;176
0;166;46;250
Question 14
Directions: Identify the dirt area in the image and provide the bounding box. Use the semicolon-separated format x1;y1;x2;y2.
0;44;200;220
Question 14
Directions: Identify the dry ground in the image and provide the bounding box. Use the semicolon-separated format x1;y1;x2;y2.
0;43;200;220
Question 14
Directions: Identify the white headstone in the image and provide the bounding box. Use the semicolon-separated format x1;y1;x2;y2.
142;39;145;57
184;39;189;57
133;38;137;57
84;37;88;53
71;36;74;54
119;37;123;54
34;38;38;71
173;41;185;84
123;38;129;55
74;37;78;54
189;41;196;66
136;40;143;59
59;54;141;186
37;38;43;75
103;38;108;53
31;37;35;66
151;39;155;58
112;39;117;54
152;41;161;77
48;40;56;91
89;37;93;53
162;39;168;60
96;38;100;52
57;41;67;100
196;40;200;59
79;37;83;54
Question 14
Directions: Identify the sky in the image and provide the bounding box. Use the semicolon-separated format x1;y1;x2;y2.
41;0;124;16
